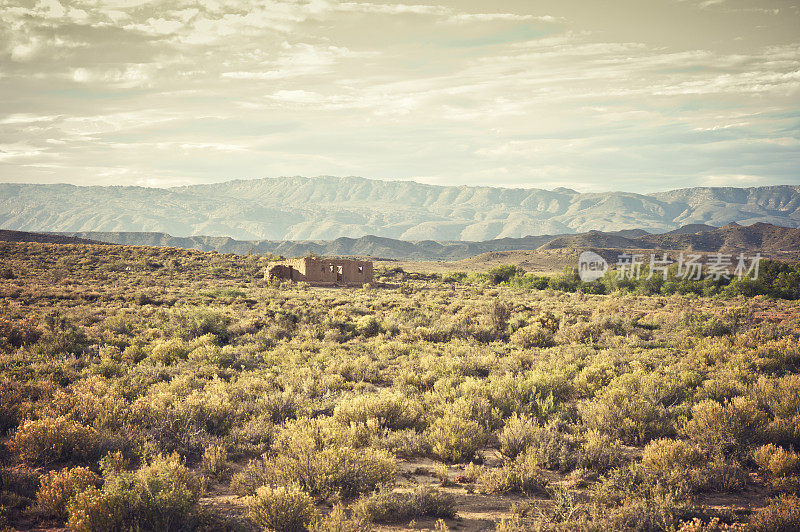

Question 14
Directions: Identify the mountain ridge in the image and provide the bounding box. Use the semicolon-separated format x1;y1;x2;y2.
1;177;798;241
30;222;799;262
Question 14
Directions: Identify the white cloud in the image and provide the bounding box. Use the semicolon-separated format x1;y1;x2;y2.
446;13;560;23
70;65;152;87
336;2;450;16
35;0;66;19
125;17;185;35
10;40;41;62
0;114;61;125
703;173;764;185
694;122;749;131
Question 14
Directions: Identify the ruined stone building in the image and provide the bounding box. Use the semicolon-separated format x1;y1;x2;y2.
265;257;373;286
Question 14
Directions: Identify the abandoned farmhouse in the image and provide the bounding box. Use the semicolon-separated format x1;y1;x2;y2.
265;257;373;286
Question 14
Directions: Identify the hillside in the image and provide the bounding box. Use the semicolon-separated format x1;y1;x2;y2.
1;177;798;240
0;229;104;246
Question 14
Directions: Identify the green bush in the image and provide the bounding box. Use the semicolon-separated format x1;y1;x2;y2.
486;265;523;285
246;485;315;532
354;486;456;523
187;335;235;367
356;316;382;338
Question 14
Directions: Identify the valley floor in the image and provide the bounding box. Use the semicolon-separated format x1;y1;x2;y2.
1;241;799;531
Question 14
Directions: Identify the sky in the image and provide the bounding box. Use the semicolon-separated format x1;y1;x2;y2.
0;0;799;192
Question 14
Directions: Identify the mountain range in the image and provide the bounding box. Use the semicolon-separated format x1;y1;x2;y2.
1;177;799;241
5;222;782;261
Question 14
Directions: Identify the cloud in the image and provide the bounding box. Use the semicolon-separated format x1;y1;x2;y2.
0;0;798;191
336;2;450;16
446;13;560;24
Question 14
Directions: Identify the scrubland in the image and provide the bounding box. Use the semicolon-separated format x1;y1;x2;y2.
1;241;800;531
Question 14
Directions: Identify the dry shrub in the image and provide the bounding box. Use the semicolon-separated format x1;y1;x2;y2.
498;413;538;459
748;494;800;531
149;338;189;364
0;378;54;436
201;443;230;480
353;486;456;524
333;391;422;430
0;317;41;350
175;308;231;343
641;438;706;497
66;452;203;532
43;376;131;431
557;321;603;344
246;485;315;532
36;467;101;520
684;397;769;457
512;420;581;473
753;444;800;478
642;438;705;473
677;518;747;531
582;383;674;446
478;452;549;495
511;324;554;349
373;428;429;458
701;455;748;493
309;503;370;532
227;414;274;458
11;416;108;466
233;419;396;501
187;337;235;367
428;416;488;463
580;429;624;473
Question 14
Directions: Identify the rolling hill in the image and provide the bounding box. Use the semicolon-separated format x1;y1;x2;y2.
43;222;800;262
0;229;104;246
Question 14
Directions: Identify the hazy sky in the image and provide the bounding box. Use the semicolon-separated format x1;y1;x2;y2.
1;0;799;191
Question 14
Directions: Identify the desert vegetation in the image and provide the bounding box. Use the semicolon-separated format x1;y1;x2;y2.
1;240;800;531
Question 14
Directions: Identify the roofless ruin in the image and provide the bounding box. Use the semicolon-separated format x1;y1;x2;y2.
265;256;373;287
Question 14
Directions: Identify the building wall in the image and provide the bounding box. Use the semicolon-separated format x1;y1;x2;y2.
265;257;373;285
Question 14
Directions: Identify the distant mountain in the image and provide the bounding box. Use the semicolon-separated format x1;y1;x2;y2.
54;231;556;260
1;177;798;241
541;222;800;256
0;229;104;246
51;222;800;261
665;224;717;235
